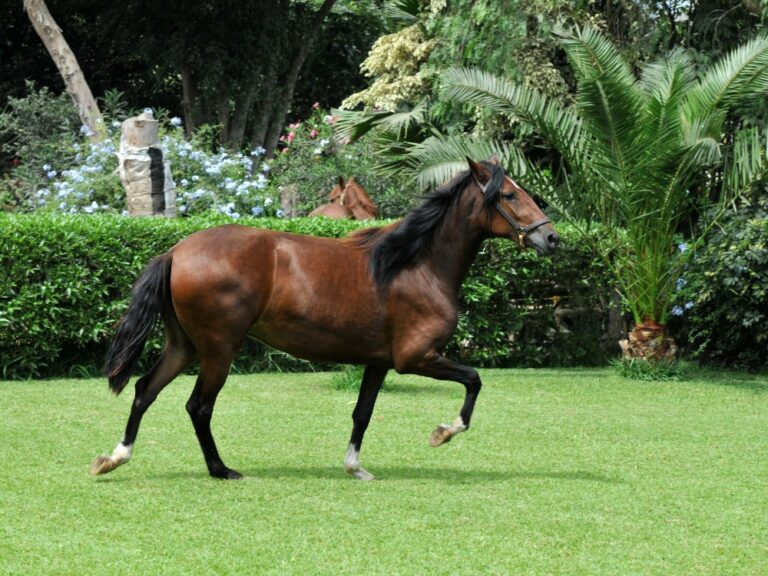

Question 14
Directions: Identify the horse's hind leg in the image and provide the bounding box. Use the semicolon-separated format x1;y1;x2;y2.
90;318;195;476
186;350;241;479
345;365;388;481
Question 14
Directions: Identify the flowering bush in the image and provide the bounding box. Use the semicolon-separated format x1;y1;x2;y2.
8;113;281;218
1;86;413;219
161;125;279;218
670;201;768;370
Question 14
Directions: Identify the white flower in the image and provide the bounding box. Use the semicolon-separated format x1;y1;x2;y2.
170;116;183;127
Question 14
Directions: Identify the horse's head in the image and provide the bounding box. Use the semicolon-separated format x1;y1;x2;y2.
341;177;378;220
468;156;559;256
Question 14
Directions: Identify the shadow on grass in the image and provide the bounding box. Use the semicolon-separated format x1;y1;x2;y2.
103;465;622;485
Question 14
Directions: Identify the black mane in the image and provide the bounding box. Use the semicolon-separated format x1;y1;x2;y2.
367;162;505;287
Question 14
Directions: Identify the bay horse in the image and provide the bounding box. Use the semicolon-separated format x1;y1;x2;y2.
308;176;378;220
90;157;558;481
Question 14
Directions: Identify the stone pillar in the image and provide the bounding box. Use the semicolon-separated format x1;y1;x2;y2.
118;111;176;216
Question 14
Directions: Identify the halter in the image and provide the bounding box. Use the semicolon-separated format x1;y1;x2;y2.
474;177;551;249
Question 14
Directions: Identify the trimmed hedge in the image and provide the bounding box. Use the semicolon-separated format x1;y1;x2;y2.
0;213;614;379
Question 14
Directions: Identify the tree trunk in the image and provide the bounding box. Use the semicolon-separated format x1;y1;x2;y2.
24;0;105;141
619;318;678;363
179;59;199;136
263;0;337;157
250;77;276;149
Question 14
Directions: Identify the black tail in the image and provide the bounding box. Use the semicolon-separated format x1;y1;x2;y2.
105;252;172;395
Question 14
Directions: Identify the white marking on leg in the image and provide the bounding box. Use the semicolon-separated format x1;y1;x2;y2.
451;416;467;434
111;442;133;464
344;443;374;481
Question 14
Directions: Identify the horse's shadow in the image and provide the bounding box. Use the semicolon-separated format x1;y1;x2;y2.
112;465;622;484
250;465;622;484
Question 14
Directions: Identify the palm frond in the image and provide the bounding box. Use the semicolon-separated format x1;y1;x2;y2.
331;107;394;143
404;135;531;191
557;25;643;184
722;127;768;195
684;33;768;119
383;0;421;25
441;67;592;171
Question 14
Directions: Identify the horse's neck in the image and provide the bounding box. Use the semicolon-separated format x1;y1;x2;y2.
424;197;485;294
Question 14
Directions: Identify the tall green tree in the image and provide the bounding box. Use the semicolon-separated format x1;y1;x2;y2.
432;25;768;360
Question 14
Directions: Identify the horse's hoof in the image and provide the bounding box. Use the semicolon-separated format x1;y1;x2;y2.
429;424;454;447
346;466;375;481
211;467;243;480
89;455;117;476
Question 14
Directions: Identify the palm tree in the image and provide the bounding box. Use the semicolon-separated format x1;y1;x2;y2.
426;25;768;361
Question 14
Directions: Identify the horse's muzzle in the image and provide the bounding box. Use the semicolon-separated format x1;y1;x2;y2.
529;229;559;256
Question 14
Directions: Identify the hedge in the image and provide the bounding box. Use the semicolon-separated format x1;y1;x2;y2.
0;213;614;379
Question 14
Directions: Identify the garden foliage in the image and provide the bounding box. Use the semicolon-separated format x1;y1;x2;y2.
672;202;768;370
0;214;612;379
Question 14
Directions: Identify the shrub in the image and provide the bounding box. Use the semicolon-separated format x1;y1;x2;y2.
2;92;416;220
671;201;768;370
266;106;417;218
449;223;616;367
0;82;82;210
0;214;612;379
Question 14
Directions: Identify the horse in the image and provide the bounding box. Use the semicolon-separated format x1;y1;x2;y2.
308;176;378;220
90;156;559;481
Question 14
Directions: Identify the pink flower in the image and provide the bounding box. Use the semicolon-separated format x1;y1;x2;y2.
289;122;301;130
312;102;320;109
309;129;319;139
287;131;295;143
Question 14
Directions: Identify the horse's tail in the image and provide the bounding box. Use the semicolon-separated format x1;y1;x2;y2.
105;252;173;395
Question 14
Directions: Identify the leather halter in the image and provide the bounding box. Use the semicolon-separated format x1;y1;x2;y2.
474;177;551;248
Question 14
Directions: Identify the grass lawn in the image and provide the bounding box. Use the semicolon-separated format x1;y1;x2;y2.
1;368;766;575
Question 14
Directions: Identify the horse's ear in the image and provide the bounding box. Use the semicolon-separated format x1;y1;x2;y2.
337;176;346;189
488;153;501;166
467;157;491;185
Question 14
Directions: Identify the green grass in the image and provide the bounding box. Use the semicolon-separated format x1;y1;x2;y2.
1;368;766;575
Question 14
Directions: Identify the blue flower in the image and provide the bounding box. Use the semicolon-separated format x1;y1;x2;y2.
671;306;684;317
42;163;51;171
46;170;57;179
170;116;183;127
684;301;694;310
251;206;263;216
276;209;285;218
676;278;686;290
678;242;688;253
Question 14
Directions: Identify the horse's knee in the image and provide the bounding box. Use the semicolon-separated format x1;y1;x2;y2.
464;370;482;393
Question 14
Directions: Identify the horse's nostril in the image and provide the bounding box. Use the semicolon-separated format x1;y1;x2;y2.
548;232;560;248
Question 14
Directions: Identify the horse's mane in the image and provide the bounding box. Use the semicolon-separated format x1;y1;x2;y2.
350;162;505;287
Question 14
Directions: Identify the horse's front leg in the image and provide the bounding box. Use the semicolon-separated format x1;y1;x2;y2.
345;365;388;480
395;349;482;447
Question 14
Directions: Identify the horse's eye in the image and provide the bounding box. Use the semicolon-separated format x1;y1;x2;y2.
502;192;516;201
